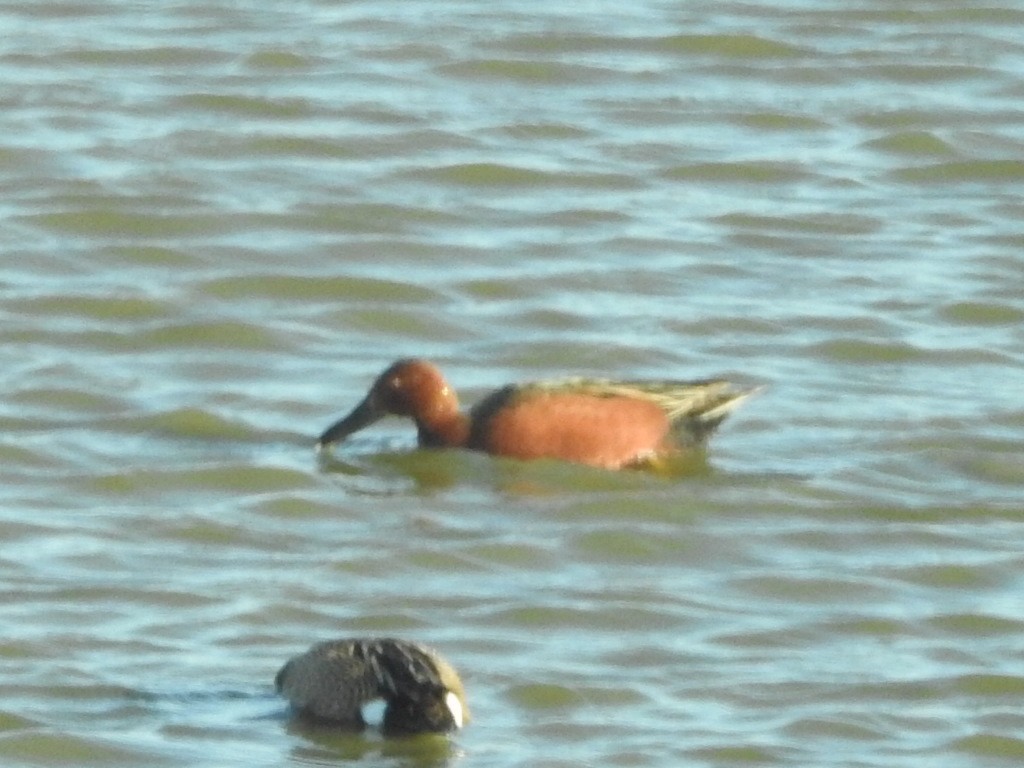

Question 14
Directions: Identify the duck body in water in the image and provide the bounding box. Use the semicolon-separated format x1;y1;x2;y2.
317;358;759;470
275;637;468;735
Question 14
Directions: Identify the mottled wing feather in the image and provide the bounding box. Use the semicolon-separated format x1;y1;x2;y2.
275;639;381;723
366;638;447;701
514;378;759;424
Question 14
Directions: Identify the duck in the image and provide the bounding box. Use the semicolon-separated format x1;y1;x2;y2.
275;637;468;735
317;358;758;470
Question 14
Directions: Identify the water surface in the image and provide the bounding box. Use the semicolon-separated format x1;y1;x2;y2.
2;1;1023;767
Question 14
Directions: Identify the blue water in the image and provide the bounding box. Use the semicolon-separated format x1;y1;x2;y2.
2;1;1023;766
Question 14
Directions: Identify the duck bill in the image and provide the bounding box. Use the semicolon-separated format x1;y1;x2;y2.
316;395;384;449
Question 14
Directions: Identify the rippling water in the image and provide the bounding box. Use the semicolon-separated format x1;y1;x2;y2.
2;1;1023;766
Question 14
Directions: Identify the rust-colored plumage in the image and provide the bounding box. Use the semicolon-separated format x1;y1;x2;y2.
317;359;758;470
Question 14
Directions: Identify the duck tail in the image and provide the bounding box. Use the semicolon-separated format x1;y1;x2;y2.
672;384;763;447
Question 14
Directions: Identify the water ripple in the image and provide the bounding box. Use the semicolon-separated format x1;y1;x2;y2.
2;1;1023;767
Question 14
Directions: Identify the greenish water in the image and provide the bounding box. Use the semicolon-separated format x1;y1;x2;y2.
2;1;1023;767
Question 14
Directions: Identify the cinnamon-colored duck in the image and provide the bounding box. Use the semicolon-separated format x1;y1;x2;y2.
317;358;758;470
